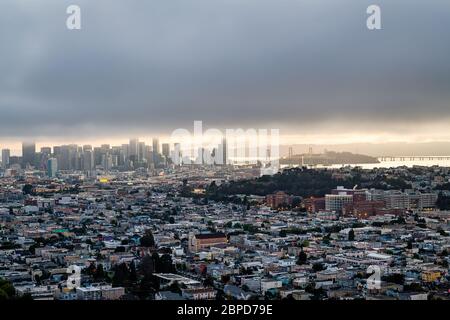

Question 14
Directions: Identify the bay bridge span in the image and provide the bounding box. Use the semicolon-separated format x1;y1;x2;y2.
379;156;450;162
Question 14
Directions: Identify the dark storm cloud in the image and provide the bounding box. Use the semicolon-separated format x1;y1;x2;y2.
0;0;449;139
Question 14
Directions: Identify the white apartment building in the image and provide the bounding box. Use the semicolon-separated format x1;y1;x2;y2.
368;190;437;210
325;194;353;212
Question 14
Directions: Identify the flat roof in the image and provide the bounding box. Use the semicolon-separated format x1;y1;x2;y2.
153;273;201;285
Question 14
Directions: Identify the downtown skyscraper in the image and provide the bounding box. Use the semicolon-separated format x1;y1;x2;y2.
22;142;36;168
1;149;10;169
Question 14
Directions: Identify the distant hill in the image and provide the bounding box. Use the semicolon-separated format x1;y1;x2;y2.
280;142;450;157
281;151;379;165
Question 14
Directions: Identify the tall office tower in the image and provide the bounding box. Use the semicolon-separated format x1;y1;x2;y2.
74;150;83;171
83;150;94;171
129;138;139;162
121;144;129;163
1;149;10;168
195;147;203;165
56;144;77;170
22;141;36;168
93;147;103;167
101;154;112;171
138;141;146;162
40;147;52;155
83;145;92;152
152;138;160;165
217;138;227;165
40;148;51;169
47;158;58;178
66;145;75;170
98;145;110;167
111;154;119;168
222;138;227;165
146;150;154;165
57;146;68;170
68;144;79;169
288;147;293;164
173;143;181;165
111;146;123;166
152;138;160;155
53;146;61;157
162;143;170;159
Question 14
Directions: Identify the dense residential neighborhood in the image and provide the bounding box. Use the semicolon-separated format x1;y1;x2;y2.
1;158;450;300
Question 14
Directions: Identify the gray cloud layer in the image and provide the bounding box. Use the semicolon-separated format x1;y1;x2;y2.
1;0;450;139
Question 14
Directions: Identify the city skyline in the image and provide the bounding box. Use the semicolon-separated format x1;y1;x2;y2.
0;138;230;173
4;138;450;158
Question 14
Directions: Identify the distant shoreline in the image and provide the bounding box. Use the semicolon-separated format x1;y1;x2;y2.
280;151;380;166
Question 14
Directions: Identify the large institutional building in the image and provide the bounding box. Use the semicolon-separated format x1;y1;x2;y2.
188;233;228;252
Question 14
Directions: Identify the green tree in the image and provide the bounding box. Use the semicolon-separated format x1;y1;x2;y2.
2;284;14;297
0;278;16;300
297;249;307;265
112;263;130;287
312;263;325;272
168;281;182;294
407;240;413;250
86;262;96;276
141;255;155;278
348;229;355;241
94;264;105;281
158;254;174;273
22;184;34;195
0;289;8;300
383;273;405;285
140;230;155;247
129;262;137;282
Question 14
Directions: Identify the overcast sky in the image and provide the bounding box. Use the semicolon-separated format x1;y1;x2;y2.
1;0;450;147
